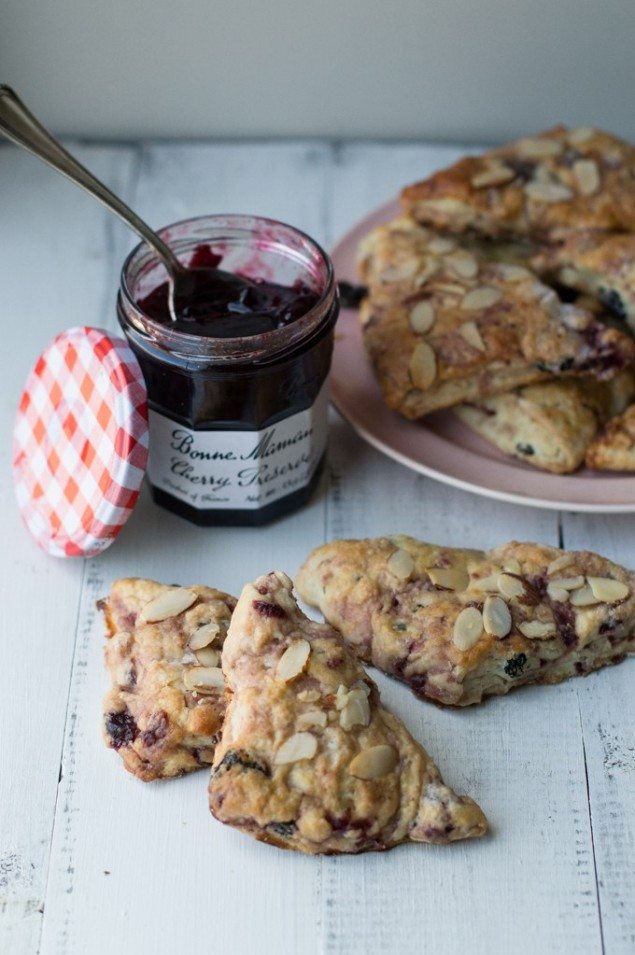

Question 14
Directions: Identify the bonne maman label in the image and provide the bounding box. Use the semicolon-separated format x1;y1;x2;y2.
147;383;329;509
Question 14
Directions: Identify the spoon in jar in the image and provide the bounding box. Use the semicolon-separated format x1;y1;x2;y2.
0;85;248;322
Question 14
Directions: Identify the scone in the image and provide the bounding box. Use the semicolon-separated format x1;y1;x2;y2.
208;571;487;853
100;578;236;781
401;125;635;241
454;370;635;474
358;218;635;419
297;537;635;707
531;232;635;332
586;403;635;471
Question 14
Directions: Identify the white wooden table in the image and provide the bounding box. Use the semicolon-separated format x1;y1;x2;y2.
1;139;634;955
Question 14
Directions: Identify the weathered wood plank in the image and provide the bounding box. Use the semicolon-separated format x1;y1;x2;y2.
0;143;138;955
561;512;635;954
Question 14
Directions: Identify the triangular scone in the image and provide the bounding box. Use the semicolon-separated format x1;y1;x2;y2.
531;232;635;333
586;403;635;471
358;218;635;419
401;126;635;241
208;572;487;853
454;370;635;474
297;538;635;707
99;578;236;781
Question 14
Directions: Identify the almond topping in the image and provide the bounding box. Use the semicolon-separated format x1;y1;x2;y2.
546;585;570;603
340;692;371;731
297;689;320;703
517;137;563;158
524;181;573;203
586;577;629;603
427;566;469;591
459;320;486;352
427;236;456;254
573;159;600;196
569;585;599;607
183;665;224;692
547;554;574;574
195;647;221;667
349;745;398;780
409;342;437;390
447;250;479;279
275;732;317;765
276;639;311;683
497;573;525;599
381;258;420;283
470;573;501;591
483;595;512;638
414;258;440;287
568;126;596;144
297;710;328;731
471;164;516;188
460;287;502;311
140;588;198;623
518;620;555;639
498;264;529;282
453;607;484;651
387;547;415;580
549;575;585;591
189;621;221;651
503;559;522;574
409;300;436;334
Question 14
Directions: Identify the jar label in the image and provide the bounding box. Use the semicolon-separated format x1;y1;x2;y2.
147;383;329;510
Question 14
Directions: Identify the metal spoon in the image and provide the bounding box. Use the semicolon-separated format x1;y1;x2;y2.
0;85;241;322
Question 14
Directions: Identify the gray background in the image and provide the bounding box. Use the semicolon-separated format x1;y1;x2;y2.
2;0;633;141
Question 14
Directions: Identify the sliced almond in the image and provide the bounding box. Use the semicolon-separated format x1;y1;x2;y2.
340;693;371;731
381;258;420;283
189;621;221;651
409;300;436;334
409;342;437;390
471;164;516;188
518;620;555;639
549;575;585;591
524;181;573;203
517;137;563;158
195;646;220;667
498;264;530;283
427;566;469;592
586;577;629;603
276;639;311;683
460;287;502;311
503;559;522;574
349;745;398;780
275;732;317;765
573;159;600;196
335;684;349;710
453;607;484;651
568;126;596;144
446;250;479;279
434;281;466;297
497;573;525;599
297;689;320;704
352;680;371;697
413;258;440;287
470;573;501;592
140;588;198;623
546;585;570;603
183;665;224;692
570;585;599;607
387;547;415;581
427;236;456;255
459;321;486;352
482;595;512;638
547;553;574;574
297;710;328;731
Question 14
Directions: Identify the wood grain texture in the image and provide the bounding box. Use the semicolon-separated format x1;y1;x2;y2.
0;140;632;955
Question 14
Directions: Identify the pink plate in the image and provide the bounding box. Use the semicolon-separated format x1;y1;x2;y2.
330;199;635;513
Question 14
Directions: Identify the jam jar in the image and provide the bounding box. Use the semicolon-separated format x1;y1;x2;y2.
117;214;338;526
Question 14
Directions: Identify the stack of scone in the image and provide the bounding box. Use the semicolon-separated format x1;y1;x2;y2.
100;530;635;854
358;126;635;473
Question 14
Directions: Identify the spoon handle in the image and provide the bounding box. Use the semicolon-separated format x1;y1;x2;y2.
0;85;181;276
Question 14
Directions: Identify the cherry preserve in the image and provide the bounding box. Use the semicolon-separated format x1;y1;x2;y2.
118;215;338;526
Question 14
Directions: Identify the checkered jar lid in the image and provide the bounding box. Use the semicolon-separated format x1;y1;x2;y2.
12;327;149;558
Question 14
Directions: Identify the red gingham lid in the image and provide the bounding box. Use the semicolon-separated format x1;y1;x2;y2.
12;327;149;558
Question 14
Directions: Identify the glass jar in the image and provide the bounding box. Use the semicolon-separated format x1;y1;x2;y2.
117;214;338;526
